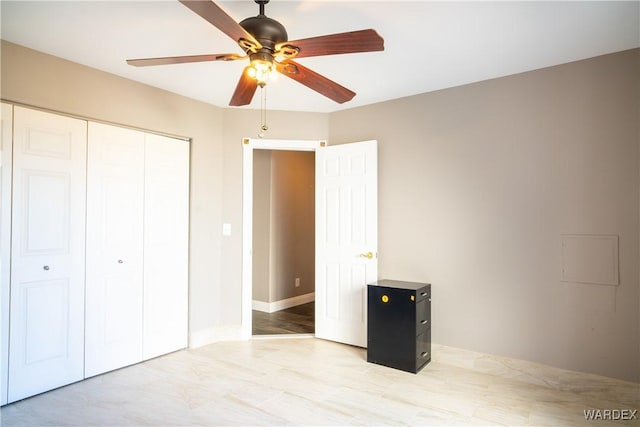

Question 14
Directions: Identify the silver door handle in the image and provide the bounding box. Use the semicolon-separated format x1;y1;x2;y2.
43;265;50;271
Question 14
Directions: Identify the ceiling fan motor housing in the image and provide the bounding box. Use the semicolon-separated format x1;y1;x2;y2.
239;15;288;52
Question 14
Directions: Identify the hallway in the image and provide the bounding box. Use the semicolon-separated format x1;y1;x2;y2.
252;302;314;335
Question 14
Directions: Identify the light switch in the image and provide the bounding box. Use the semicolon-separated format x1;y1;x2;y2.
222;223;231;236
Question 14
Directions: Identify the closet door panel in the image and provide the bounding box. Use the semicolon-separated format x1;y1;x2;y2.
143;134;189;360
1;103;12;405
8;107;87;403
85;123;145;377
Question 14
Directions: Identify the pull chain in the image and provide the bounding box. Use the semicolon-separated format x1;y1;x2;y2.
259;85;268;138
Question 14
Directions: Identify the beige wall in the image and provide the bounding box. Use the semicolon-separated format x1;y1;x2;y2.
252;150;315;304
252;150;272;303
329;49;640;381
3;39;638;381
271;150;315;301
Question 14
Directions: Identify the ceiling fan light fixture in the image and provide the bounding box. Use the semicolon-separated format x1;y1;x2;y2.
248;57;274;87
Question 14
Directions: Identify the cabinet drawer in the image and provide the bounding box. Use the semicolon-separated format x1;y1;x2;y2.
416;286;431;302
416;328;431;367
416;298;430;334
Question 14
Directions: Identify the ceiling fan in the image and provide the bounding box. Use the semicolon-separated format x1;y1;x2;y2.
126;0;384;106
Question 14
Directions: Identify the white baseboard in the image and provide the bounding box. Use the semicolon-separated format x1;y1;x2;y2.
251;300;271;313
252;292;315;313
191;292;316;347
189;325;243;348
251;333;315;340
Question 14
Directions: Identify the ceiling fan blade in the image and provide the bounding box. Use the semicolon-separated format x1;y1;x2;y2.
278;29;384;59
229;66;259;106
275;60;355;104
179;0;261;49
127;53;245;67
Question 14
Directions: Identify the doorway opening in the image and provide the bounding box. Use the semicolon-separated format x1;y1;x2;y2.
241;138;324;339
251;148;315;335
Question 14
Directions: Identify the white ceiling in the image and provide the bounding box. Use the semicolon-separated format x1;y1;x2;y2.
1;1;639;113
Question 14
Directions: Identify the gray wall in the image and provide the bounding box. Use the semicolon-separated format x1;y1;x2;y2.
329;49;640;381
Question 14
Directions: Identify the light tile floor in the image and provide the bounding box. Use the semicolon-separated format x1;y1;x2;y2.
0;339;638;426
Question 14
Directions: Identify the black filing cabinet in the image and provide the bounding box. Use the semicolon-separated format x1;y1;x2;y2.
367;280;431;373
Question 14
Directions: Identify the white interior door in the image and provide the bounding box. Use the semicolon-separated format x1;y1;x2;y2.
85;123;145;377
8;106;87;403
315;140;378;348
143;133;189;360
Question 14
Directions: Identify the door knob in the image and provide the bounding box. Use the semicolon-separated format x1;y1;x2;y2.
358;251;374;259
43;265;50;271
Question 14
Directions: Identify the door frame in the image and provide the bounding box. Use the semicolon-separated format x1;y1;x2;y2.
241;137;325;339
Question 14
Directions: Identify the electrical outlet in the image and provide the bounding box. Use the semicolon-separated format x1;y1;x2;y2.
295;278;300;288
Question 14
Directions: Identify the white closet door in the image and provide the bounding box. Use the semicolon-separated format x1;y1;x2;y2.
8;107;87;403
85;123;145;377
1;103;13;406
143;134;189;360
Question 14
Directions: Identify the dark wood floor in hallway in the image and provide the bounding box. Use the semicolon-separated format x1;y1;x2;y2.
252;302;314;335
